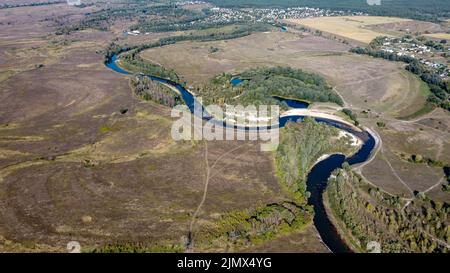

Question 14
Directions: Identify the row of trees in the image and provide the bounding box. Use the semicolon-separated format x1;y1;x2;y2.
342;108;359;126
0;1;65;9
131;6;211;33
130;76;182;108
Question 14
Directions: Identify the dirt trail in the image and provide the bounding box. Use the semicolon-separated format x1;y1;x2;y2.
186;142;249;250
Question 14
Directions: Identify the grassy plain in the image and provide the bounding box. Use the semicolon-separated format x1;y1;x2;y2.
285;16;412;44
424;33;450;40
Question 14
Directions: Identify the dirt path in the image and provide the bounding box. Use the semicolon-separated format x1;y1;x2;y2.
380;147;415;197
186;142;249;250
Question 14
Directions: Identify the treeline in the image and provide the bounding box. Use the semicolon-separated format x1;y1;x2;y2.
130;76;182;107
350;46;450;111
342;108;359;126
326;166;450;253
206;0;450;22
131;6;210;33
120;54;180;82
56;1;164;34
0;1;65;9
105;23;270;58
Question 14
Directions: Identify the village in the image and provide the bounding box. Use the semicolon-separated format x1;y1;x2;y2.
126;2;365;37
204;6;365;24
129;1;366;30
380;36;450;79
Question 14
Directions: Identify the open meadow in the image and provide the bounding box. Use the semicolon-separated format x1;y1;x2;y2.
284;16;412;44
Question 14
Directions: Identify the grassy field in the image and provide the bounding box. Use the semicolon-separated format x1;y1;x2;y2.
285;16;411;44
424;33;450;40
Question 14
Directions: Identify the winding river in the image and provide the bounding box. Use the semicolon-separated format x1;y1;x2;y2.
106;55;376;253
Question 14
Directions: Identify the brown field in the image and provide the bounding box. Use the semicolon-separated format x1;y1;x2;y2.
285;16;411;44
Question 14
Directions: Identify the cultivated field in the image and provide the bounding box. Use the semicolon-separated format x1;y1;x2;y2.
285;16;411;44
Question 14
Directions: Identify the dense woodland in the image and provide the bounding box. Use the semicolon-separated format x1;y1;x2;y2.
276;119;354;205
194;67;343;107
207;0;450;22
0;1;65;9
193;201;311;250
130;76;182;107
326;166;450;253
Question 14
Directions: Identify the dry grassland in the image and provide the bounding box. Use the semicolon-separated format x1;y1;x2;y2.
285;16;411;44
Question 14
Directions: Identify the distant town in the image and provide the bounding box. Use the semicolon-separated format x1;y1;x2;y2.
171;1;366;28
380;36;450;80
